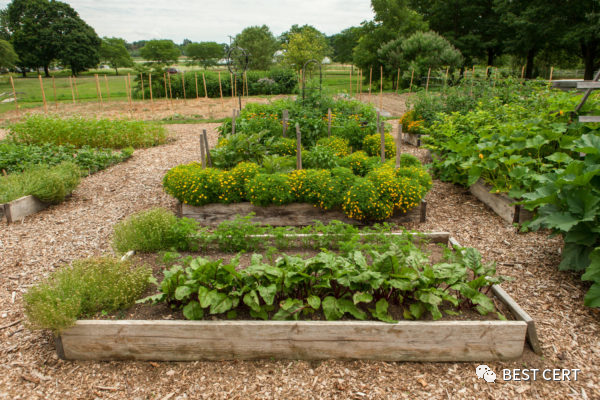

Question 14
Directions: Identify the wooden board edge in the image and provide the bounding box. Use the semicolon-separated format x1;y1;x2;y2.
491;285;542;355
4;195;49;223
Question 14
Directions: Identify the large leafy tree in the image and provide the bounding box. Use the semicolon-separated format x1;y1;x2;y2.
100;37;134;75
282;27;330;71
185;42;225;68
140;39;180;65
233;25;279;70
330;27;361;64
0;39;18;69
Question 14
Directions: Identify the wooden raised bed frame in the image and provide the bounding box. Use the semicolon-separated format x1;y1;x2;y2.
1;195;49;223
469;179;533;224
177;200;427;226
56;233;540;362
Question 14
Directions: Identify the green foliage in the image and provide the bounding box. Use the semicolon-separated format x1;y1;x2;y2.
0;38;18;69
233;25;279;70
0;142;132;175
246;173;294;206
343;177;394;221
24;257;151;334
112;208;199;253
303;145;342;169
363;132;396;158
8;115;167;149
316;136;351;157
270;138;298;156
139;39;180;65
282;26;330;71
341;151;373;176
210;131;272;169
140;234;506;322
184;42;224;68
99;37;134;75
0;161;80;204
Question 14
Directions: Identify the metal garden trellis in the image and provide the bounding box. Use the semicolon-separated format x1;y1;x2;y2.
301;59;322;102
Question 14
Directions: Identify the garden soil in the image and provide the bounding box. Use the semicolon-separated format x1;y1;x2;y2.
0;119;599;399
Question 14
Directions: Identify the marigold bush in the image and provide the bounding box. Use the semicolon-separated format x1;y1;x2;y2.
246;173;294;206
316;136;351;157
363;132;396;158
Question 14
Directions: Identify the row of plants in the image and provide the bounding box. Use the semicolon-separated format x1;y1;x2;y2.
24;210;509;333
133;68;297;100
408;78;600;306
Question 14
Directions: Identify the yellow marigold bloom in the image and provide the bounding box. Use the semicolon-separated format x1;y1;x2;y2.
479;153;484;159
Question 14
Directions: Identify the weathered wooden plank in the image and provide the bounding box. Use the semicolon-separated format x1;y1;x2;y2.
402;132;420;147
181;201;425;227
248;231;450;245
469;180;532;224
3;195;49;223
552;80;580;89
0;204;5;221
58;319;526;362
576;81;600;89
579;116;600;123
492;285;542;355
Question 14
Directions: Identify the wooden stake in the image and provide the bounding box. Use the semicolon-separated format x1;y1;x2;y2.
425;67;431;92
181;72;186;103
445;66;449;88
140;73;145;101
52;76;58;110
38;75;47;114
69;76;76;104
73;76;79;100
282;109;288;137
199;133;206;168
94;74;103;108
104;75;110;101
163;73;168;99
124;76;131;113
349;66;352;96
409;69;414;93
232;109;236;135
485;66;490;78
202;72;208;99
521;65;525;80
230;73;234;108
296;123;302;170
327;108;332;136
127;73;133;107
9;76;19;116
244;71;249;99
218;71;224;108
380;121;385;163
194;72;199;99
396;68;400;94
379;65;383;110
396;123;402;169
148;73;153;103
167;72;173;107
203;129;212;167
548;66;554;88
356;68;360;97
368;67;372;102
493;68;498;88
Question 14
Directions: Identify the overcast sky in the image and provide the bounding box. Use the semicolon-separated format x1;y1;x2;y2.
0;0;374;43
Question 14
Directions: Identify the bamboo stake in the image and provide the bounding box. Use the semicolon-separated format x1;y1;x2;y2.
409;69;414;93
73;76;79;100
167;72;173;107
445;66;449;89
379;65;383;110
380;121;385;163
396;68;400;94
234;76;238;108
296;123;302;170
202;72;208;99
218;71;224;108
38;75;47;114
548;66;554;88
69;76;76;104
368;67;372;103
163;73;168;100
94;74;103;108
282;109;288;137
124;76;131;113
396;123;402;169
140;73;145;101
148;73;153;103
9;76;19;116
52;76;58;110
349;66;352;96
244;71;249;99
521;65;525;80
425;67;431;92
128;73;133;108
230;73;234;108
356;68;360;98
181;72;186;103
327;108;332;137
194;72;199;99
104;75;110;101
232;109;236;135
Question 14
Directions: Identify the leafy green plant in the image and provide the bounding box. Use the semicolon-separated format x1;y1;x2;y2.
112;208;199;253
246;173;294;206
140;235;507;322
363;132;396;159
24;257;151;334
316;136;351;157
8;115;167;149
303;145;342;169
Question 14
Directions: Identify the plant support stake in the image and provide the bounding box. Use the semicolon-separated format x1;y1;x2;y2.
9;76;19;116
296;123;302;170
199;133;206;169
282;109;288;137
327;108;332;137
396;123;402;169
380;121;385;163
38;75;47;114
202;129;212;167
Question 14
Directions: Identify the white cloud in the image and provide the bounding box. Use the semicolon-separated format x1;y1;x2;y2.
0;0;374;43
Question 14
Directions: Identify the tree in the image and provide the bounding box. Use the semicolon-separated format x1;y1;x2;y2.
282;27;330;71
330;27;361;64
380;30;462;84
233;25;279;70
139;39;180;65
185;42;224;68
0;9;10;40
0;39;18;69
100;37;133;75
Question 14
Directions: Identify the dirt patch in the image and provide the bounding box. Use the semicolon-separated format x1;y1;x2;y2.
356;92;414;117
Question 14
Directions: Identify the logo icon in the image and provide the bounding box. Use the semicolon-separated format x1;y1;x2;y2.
476;365;497;383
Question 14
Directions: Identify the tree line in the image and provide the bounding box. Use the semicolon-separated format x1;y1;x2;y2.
1;0;598;81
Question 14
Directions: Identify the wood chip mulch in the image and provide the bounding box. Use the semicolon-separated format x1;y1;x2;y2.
1;122;599;400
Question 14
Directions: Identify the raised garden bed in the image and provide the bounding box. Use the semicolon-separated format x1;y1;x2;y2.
402;132;422;147
469;179;533;224
55;233;539;362
1;195;49;223
177;200;427;226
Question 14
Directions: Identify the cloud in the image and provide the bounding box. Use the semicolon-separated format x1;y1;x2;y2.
0;0;374;43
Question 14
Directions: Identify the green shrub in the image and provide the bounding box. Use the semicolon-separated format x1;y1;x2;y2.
112;208;199;253
303;145;342;169
260;155;296;174
0;161;80;204
343;178;394;221
163;164;221;206
341;151;373;176
316;136;351;157
363;132;396;158
24;257;151;334
229;162;261;200
246;173;294;206
270;137;298;156
395;165;432;193
8;115;167;149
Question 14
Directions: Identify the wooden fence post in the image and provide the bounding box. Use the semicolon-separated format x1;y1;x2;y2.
167;72;173;108
409;69;414;93
148;73;153;103
296;123;302;170
380;121;385;163
163;72;168;99
396;123;402;169
52;76;58;110
199;133;206;168
327;108;332;137
181;72;186;102
203;129;212;167
69;76;76;104
202;73;208;99
9;76;19;116
425;67;431;92
282;109;288;137
38;75;47;114
548;66;554;88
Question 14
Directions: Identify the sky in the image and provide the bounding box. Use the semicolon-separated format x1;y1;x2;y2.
0;0;375;43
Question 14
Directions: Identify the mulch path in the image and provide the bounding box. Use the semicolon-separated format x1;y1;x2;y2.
0;121;599;399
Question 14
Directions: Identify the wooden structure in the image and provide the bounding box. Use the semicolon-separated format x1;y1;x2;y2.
1;195;49;223
469;180;533;224
575;70;600;123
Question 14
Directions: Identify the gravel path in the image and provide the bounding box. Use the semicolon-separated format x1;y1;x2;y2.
0;124;599;399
